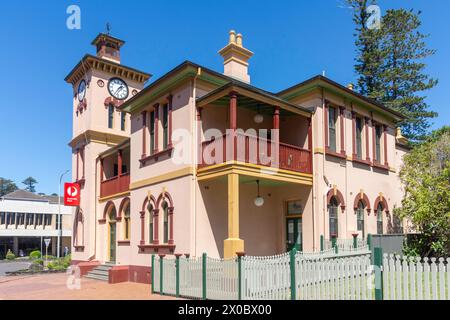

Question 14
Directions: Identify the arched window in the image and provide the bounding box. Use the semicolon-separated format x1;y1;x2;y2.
377;203;384;234
162;201;169;244
147;203;154;244
356;200;365;238
328;196;339;238
123;203;130;240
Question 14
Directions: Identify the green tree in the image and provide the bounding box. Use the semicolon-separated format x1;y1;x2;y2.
347;0;384;99
349;4;438;142
0;178;18;197
22;176;38;193
395;126;450;257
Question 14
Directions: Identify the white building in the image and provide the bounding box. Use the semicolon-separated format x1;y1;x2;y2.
0;190;72;258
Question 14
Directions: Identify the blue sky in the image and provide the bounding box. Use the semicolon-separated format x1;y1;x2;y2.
0;0;448;195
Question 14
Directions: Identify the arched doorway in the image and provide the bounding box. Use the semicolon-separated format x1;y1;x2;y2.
107;205;117;262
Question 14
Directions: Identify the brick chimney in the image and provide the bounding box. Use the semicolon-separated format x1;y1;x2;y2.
218;30;254;83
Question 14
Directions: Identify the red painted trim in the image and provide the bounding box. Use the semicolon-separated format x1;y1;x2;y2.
383;125;389;166
102;201;116;220
108;265;152;284
229;92;238;161
353;193;371;212
326;150;347;160
326;188;346;212
104;96;123;108
351;110;356;158
372;162;389;170
117;240;131;246
154;103;160;153
139;210;146;245
339;106;345;155
141;110;147;159
141;194;158;245
372;119;377;162
118;149;123;176
167;94;173;148
118;197;130;220
374;196;389;214
139;146;173;165
365;117;370;162
324;100;329;149
352;157;372;166
100;159;104;182
196;107;202;121
138;244;176;254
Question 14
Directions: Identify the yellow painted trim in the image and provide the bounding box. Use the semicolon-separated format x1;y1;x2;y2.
389;167;396;173
69;129;129;148
197;162;313;185
314;147;324;154
99;191;130;203
130;167;194;190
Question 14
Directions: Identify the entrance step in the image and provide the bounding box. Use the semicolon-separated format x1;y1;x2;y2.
84;262;115;282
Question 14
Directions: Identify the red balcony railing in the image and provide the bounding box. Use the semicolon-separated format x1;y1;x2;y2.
100;172;130;198
198;132;312;174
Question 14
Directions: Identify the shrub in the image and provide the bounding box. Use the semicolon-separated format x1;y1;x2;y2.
6;250;15;260
42;255;56;260
34;259;44;265
29;250;41;259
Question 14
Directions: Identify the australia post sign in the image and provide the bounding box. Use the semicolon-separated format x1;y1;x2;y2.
64;183;80;206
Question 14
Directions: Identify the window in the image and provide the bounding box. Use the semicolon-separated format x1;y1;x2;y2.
163;201;169;244
108;104;114;129
328;197;339;238
26;213;34;226
19;213;25;225
121;112;126;131
148;204;154;243
355;117;363;159
124;204;130;240
377;203;383;234
375;125;382;162
150;111;155;154
44;214;52;227
36;214;43;226
328;106;337;152
0;212;4;225
7;212;15;225
162;104;169;149
356;200;365;238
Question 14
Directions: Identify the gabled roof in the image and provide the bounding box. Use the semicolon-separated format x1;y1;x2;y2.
277;75;405;121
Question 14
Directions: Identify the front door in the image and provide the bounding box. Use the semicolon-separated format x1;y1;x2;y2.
286;218;302;251
109;222;116;262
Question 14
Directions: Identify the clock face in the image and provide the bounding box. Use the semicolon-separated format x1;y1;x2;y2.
108;78;129;100
77;80;86;102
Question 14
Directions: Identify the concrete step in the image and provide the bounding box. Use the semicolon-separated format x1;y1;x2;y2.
104;261;116;266
95;265;113;272
88;269;109;277
85;273;109;281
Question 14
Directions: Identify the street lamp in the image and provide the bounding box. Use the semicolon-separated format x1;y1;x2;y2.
57;170;70;258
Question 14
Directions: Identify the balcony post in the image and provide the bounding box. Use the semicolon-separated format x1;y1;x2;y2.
224;173;244;259
273;106;280;130
100;159;104;182
118;150;123;177
229;92;238;161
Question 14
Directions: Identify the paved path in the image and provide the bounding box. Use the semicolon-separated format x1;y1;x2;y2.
0;273;177;300
0;261;31;276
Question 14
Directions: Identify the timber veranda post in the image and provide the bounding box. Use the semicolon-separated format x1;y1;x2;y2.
373;246;383;300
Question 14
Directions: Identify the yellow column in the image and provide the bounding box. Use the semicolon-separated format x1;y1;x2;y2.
224;173;244;258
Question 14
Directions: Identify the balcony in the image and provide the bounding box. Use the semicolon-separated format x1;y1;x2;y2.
99;142;130;199
100;173;130;198
199;132;312;174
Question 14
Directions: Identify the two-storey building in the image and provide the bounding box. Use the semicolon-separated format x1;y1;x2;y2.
66;31;409;283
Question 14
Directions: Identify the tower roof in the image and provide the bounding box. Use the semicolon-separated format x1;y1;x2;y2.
91;33;125;48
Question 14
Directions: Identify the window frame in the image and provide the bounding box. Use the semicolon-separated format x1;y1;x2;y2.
377;203;384;234
356;200;365;238
120;112;126;131
355;116;363;159
150;110;155;154
162;103;169;149
108;104;114;129
328;197;339;239
328;106;337;152
162;201;169;244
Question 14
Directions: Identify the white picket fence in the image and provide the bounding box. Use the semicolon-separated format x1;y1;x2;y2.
324;238;367;252
179;256;203;299
241;253;291;300
383;254;450;300
295;253;374;300
206;257;238;300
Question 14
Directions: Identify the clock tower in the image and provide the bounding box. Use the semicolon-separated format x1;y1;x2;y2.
65;33;151;261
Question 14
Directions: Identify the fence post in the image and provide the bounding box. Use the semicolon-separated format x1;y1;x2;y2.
151;254;155;294
290;248;297;300
237;252;245;300
373;247;383;300
202;252;207;300
352;233;358;249
367;233;372;251
331;235;338;254
159;254;165;295
175;254;182;298
320;235;324;252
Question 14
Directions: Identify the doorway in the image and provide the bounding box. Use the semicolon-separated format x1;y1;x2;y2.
285;200;303;252
108;208;117;263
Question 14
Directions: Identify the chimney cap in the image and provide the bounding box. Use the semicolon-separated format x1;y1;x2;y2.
347;83;354;90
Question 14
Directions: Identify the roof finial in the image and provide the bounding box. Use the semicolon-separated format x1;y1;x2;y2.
106;22;112;35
